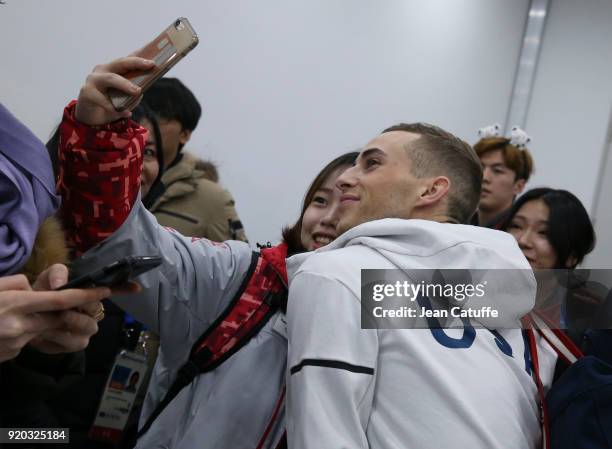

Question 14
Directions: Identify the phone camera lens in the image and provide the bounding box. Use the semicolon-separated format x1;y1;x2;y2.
174;19;186;31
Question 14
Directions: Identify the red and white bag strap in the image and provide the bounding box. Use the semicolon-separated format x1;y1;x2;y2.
529;311;584;363
525;311;585;449
526;327;551;449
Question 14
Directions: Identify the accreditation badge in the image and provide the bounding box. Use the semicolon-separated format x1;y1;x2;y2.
89;350;148;443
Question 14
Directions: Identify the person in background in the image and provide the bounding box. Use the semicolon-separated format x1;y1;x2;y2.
502;187;610;359
473;124;534;228
503;188;594;271
142;77;247;241
134;103;165;208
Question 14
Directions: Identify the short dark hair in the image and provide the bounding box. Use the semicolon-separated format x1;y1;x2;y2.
282;152;358;255
474;137;534;182
143;77;202;132
382;123;482;224
501;188;595;268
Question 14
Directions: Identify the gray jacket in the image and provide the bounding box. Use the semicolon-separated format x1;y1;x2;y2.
74;201;286;449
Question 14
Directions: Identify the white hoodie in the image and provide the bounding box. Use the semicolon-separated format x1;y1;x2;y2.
286;218;556;449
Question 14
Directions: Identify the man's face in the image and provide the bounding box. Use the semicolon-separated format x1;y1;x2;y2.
157;118;192;169
479;149;525;214
334;131;425;235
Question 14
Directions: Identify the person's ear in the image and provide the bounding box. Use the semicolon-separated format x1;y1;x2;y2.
416;176;451;207
179;129;192;146
513;178;526;196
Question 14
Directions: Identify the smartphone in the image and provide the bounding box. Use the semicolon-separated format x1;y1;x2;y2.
57;256;162;290
108;17;199;112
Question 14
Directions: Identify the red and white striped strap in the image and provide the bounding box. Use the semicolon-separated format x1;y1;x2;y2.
529;312;584;363
526;328;551;449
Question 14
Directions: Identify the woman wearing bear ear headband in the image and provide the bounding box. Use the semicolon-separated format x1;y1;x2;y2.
472;124;534;228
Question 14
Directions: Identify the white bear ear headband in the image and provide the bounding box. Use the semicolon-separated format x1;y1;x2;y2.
477;123;532;149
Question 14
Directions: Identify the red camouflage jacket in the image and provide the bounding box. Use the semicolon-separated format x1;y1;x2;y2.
58;101;147;254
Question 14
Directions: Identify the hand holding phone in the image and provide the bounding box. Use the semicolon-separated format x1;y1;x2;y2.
108;18;199;111
57;256;162;290
75;18;198;126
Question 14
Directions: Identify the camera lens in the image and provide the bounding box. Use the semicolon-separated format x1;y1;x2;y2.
174;19;186;31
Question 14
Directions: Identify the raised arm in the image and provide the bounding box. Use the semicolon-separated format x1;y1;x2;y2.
57;57;253;353
58;57;154;254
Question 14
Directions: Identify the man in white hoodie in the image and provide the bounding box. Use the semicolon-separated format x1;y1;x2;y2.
286;123;556;449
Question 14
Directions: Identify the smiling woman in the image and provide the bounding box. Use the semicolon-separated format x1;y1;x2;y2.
299;171;342;250
502;187;595;269
283;152;358;255
502;187;597;333
501;188;612;376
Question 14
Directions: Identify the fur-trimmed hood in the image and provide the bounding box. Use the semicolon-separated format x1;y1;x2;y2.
195;158;219;183
19;216;69;283
154;153;221;205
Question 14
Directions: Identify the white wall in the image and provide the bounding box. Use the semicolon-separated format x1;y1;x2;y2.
523;0;612;268
0;0;528;246
524;0;612;211
587;112;612;269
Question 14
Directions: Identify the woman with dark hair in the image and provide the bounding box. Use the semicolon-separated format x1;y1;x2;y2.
282;152;357;256
501;188;610;350
131;103;165;209
502;188;595;270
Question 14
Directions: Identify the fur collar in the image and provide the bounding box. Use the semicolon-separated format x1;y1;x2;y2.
19;216;69;283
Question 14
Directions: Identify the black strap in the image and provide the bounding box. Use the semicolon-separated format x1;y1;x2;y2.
135;360;201;440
